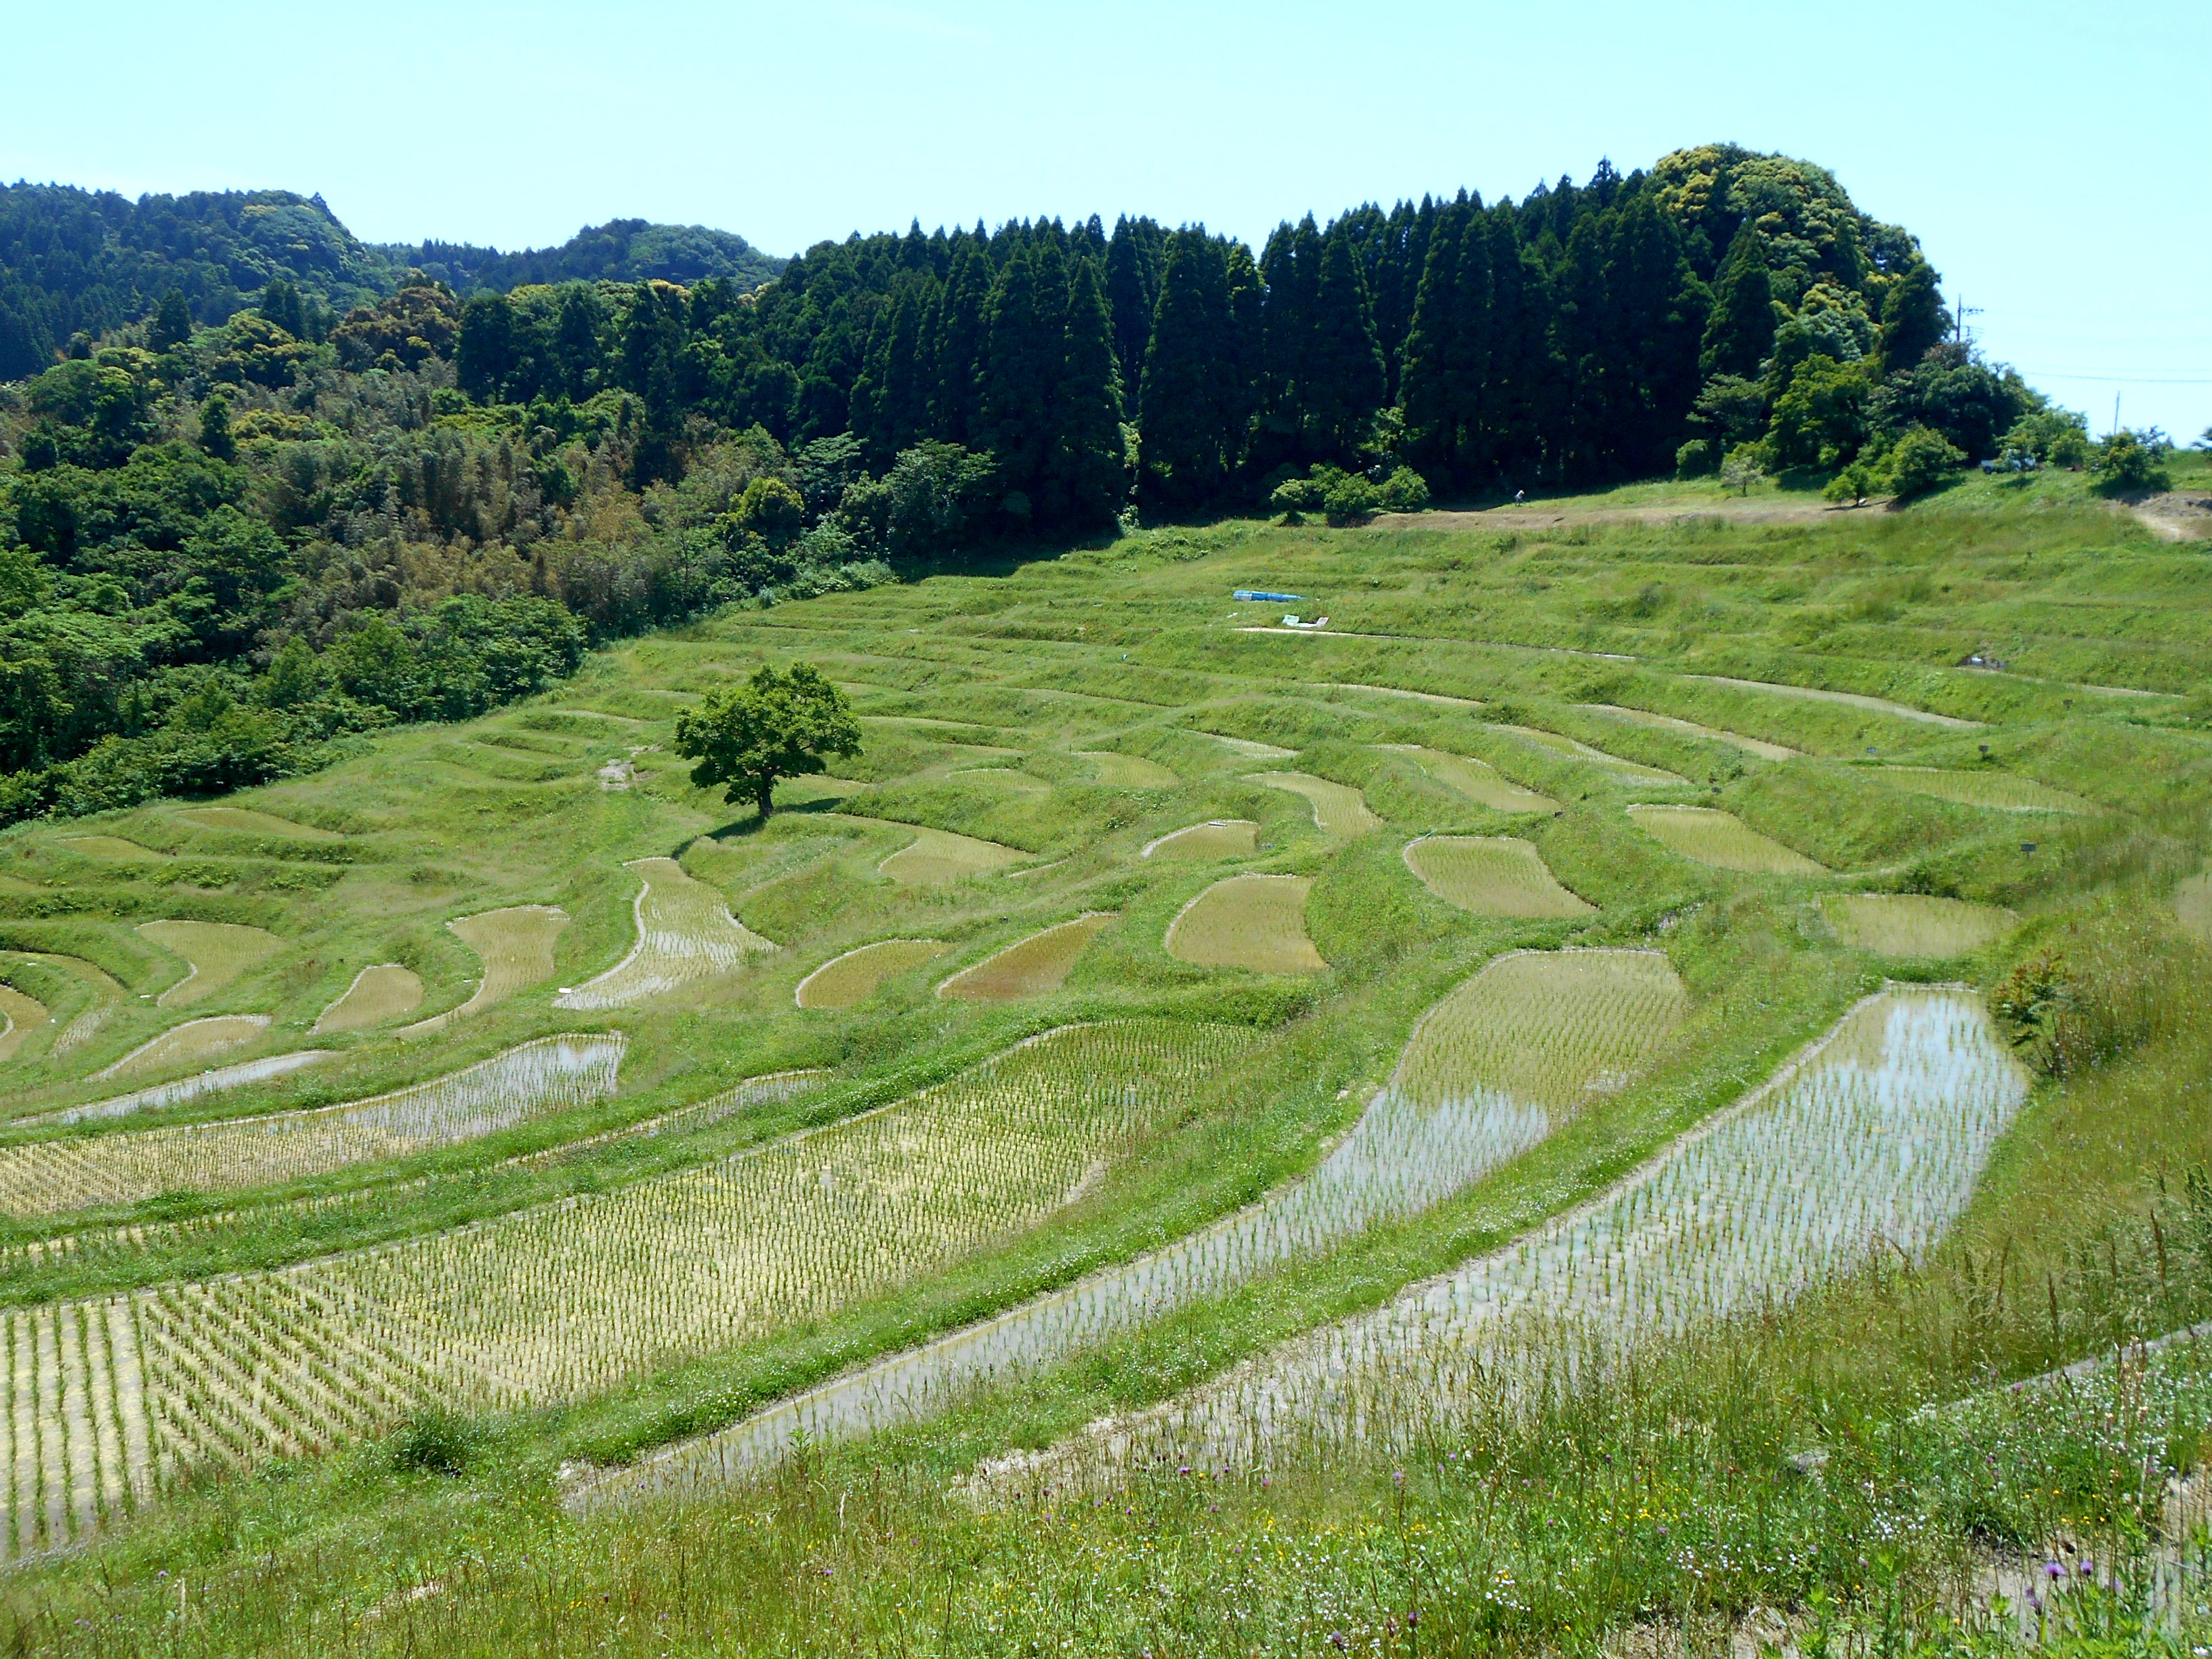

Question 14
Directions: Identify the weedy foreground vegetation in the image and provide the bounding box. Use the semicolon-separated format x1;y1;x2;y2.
0;460;2207;1656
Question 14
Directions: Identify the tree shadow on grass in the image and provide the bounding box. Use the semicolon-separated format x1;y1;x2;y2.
698;794;853;845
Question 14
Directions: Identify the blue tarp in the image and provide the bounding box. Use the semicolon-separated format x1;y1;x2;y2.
1232;590;1305;603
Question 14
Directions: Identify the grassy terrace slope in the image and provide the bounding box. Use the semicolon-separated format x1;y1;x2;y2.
1;461;2210;1654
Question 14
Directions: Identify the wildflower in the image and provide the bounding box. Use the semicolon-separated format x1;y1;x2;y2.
2045;1561;2065;1579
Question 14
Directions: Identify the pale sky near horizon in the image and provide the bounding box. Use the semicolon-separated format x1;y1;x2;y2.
3;0;2205;438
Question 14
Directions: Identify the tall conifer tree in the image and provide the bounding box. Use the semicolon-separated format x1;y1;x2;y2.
1879;259;1947;376
1139;230;1238;514
932;243;992;446
1047;259;1128;530
980;246;1060;513
1398;208;1465;481
1700;221;1776;382
1300;228;1387;465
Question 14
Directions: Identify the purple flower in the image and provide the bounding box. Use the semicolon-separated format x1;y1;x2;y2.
2045;1561;2065;1579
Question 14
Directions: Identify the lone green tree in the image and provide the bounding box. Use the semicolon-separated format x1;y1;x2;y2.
673;663;860;818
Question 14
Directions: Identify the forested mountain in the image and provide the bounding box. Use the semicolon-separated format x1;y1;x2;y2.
0;143;2060;828
379;220;782;295
0;185;783;381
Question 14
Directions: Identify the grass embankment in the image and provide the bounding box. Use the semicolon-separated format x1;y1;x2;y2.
0;465;2206;1652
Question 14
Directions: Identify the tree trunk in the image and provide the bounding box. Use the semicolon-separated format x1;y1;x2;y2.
755;768;776;818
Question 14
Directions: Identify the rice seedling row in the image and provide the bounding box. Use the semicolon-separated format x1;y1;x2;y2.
990;986;2025;1490
1874;766;2095;815
1077;751;1181;789
0;1022;1251;1544
33;1049;335;1127
91;1015;272;1081
1402;836;1594;919
1244;772;1380;837
400;904;569;1036
0;987;48;1064
0;1036;626;1217
1378;746;1559;814
938;915;1111;1002
1627;805;1827;875
570;948;1688;1511
312;964;425;1032
1569;703;1796;761
795;940;951;1008
1165;875;1326;975
0;1072;831;1285
136;921;284;1009
554;859;776;1010
1826;894;2018;959
876;826;1030;885
1140;820;1259;860
1487;724;1689;786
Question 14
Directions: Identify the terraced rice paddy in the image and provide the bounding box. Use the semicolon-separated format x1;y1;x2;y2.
0;986;47;1061
1490;724;1688;785
93;1015;272;1080
554;859;776;1009
986;986;2024;1486
1188;730;1296;759
1827;894;2018;957
1079;751;1180;788
1402;835;1594;918
1166;875;1325;975
1245;772;1380;837
1678;674;1984;729
1380;746;1560;813
175;806;341;839
1570;704;1795;761
1873;767;2095;814
938;915;1110;1002
795;940;951;1008
136;921;283;1008
20;954;126;1059
946;767;1051;793
3;472;2199;1596
1142;820;1259;860
35;1050;335;1126
0;1035;625;1217
1627;805;1827;874
877;826;1030;884
574;948;1688;1509
311;965;424;1032
56;836;167;862
401;905;569;1035
1322;683;1483;709
0;1023;1251;1550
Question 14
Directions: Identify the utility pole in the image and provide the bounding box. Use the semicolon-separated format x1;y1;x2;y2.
2112;393;2123;438
1955;297;1984;348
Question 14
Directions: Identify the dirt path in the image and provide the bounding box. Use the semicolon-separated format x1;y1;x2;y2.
2124;490;2212;543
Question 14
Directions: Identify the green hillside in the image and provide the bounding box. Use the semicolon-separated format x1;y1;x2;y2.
0;463;2207;1653
0;184;780;379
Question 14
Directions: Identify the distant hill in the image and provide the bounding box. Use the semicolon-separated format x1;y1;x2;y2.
0;184;394;379
380;219;784;294
0;183;780;381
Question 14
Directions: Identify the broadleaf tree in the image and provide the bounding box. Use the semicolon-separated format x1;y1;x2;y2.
673;663;862;818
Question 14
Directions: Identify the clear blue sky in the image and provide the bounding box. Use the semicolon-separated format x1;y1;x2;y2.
4;0;2205;438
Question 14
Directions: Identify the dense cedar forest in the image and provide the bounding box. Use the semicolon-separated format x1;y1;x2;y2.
0;144;2060;825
